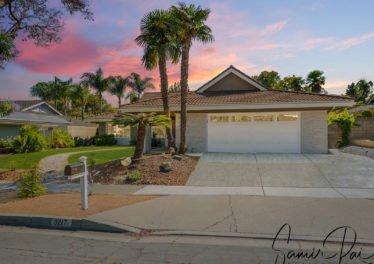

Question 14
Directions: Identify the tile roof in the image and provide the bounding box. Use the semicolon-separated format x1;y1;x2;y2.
0;111;69;125
122;90;353;109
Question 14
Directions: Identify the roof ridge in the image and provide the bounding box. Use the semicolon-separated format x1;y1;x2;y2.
267;89;353;100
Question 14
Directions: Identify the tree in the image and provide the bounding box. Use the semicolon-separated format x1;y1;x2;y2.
136;9;180;149
108;76;129;108
275;75;305;92
169;82;181;92
30;81;54;102
81;68;110;114
345;79;373;103
252;70;281;89
128;72;154;100
0;0;92;68
0;101;12;116
70;83;91;120
170;3;213;154
306;70;326;94
56;77;73;116
114;113;171;163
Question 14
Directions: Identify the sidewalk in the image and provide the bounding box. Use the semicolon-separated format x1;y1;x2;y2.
88;195;374;241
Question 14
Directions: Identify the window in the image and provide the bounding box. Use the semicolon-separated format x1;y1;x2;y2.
253;115;274;122
277;114;298;121
231;115;252;122
210;115;229;123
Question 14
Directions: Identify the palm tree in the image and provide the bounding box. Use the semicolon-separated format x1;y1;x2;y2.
81;68;109;114
108;76;129;108
128;72;155;100
56;77;73;116
70;83;91;120
170;3;214;154
30;81;54;102
114;113;171;164
136;9;180;149
306;70;326;94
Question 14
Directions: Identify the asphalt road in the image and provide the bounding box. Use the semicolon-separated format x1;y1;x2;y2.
1;226;374;264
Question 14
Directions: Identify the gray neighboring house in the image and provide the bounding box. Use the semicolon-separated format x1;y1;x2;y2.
121;65;354;154
0;100;98;139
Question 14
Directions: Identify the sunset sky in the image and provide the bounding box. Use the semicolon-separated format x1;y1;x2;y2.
1;0;374;105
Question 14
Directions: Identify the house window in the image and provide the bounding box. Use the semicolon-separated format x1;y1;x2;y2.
231;115;252;122
253;115;274;122
210;115;229;123
107;124;130;137
277;114;298;121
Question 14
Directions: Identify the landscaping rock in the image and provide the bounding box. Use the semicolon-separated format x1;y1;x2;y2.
172;155;183;161
159;162;172;173
121;157;132;167
167;147;176;155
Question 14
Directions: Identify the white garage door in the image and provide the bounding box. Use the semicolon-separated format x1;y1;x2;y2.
207;112;301;153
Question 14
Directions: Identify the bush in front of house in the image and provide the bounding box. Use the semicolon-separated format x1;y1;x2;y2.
51;128;75;148
0;138;14;153
13;125;49;153
92;134;117;146
127;170;141;183
360;110;373;118
18;169;47;198
74;137;93;147
328;109;355;148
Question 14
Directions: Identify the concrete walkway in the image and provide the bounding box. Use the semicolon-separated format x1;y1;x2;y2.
89;195;374;241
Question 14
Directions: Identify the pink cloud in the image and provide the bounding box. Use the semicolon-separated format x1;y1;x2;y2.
325;32;374;51
15;32;100;76
261;20;289;36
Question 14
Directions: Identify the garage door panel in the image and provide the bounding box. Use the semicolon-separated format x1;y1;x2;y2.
207;113;300;153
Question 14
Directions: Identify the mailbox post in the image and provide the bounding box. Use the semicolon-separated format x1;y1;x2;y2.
79;156;88;210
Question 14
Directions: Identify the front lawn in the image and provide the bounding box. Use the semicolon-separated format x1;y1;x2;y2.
68;146;134;165
0;146;121;170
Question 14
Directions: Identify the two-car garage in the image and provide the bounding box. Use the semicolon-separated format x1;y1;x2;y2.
207;112;301;153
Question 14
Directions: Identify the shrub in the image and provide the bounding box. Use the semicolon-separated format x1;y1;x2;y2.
92;134;117;146
51;128;74;148
13;125;49;153
361;110;373;117
0;138;13;148
74;137;93;147
18;169;47;198
127;170;141;183
0;101;12;117
328;109;355;148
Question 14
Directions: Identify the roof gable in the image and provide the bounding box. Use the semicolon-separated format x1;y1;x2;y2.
196;65;267;93
22;101;63;116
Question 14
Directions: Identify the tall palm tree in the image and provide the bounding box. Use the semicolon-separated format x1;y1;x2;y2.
170;3;214;154
136;9;180;149
128;72;155;100
115;113;171;164
81;68;109;114
70;83;91;120
306;70;326;94
56;77;73;116
108;76;129;108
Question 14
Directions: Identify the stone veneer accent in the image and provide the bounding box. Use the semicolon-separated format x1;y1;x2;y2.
175;113;207;153
300;110;328;153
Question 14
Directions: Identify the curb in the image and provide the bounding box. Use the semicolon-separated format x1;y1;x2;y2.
0;214;129;233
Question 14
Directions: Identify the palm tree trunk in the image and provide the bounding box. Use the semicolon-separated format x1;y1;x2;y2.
117;96;121;109
133;122;146;164
99;92;103;114
179;43;190;154
81;104;85;120
158;55;175;149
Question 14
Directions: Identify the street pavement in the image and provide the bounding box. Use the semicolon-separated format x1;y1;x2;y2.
1;226;373;264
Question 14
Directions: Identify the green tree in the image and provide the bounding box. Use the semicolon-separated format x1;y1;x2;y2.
252;71;281;89
170;3;214;154
81;68;110;114
136;9;180;149
275;75;305;92
0;101;12;116
70;83;91;120
108;76;129;108
169;82;181;92
306;70;326;94
0;0;92;68
115;113;171;163
128;72;154;100
345;79;373;103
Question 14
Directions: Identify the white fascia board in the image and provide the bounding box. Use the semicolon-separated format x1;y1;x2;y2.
22;101;64;116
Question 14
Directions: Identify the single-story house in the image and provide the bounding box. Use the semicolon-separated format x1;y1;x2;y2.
121;66;354;154
0;100;98;139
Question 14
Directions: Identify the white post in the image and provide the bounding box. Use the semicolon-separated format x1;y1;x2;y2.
79;156;88;210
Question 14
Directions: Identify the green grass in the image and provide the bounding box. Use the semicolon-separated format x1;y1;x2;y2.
0;146;125;170
68;146;134;165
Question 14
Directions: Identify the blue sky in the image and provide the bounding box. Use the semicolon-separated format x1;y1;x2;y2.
1;0;374;104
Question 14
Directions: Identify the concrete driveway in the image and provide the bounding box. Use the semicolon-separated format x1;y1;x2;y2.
187;151;374;189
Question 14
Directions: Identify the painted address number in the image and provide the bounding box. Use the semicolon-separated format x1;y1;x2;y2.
51;218;73;228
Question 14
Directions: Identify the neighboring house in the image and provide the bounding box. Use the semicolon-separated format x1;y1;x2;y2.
0;100;98;139
349;95;374;113
121;65;354;154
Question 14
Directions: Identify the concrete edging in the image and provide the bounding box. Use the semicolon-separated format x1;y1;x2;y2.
0;214;130;233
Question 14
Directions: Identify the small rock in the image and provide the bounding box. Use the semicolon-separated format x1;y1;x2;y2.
172;155;183;161
167;147;176;155
121;157;131;167
160;161;172;173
